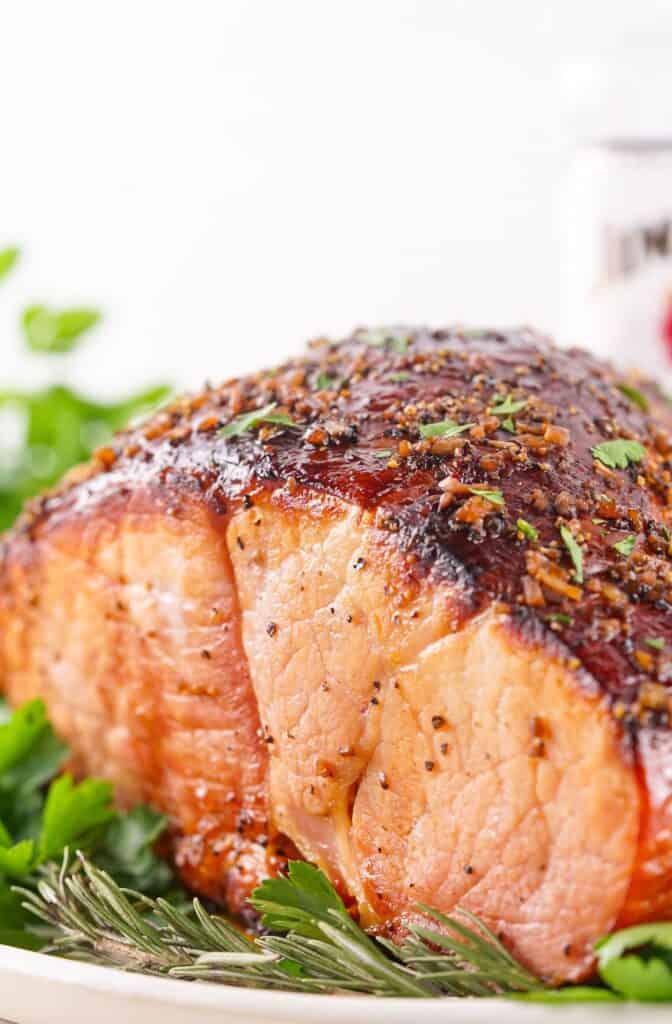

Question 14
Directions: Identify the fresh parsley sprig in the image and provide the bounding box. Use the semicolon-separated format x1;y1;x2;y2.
0;698;176;950
560;524;584;583
22;305;101;354
419;420;474;439
0;246;20;282
220;402;298;439
0;243;171;531
591;439;646;470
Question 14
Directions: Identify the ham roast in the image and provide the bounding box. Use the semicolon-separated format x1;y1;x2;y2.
2;325;672;985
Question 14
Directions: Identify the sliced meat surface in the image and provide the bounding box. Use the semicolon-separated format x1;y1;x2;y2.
2;325;672;983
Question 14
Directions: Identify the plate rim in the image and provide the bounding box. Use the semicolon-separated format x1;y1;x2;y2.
0;943;545;1022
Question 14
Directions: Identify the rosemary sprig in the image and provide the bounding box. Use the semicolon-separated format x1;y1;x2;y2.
15;852;543;998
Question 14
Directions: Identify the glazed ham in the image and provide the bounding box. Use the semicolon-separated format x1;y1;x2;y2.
2;326;672;984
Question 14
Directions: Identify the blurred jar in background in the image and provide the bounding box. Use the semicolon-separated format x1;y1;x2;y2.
561;47;672;386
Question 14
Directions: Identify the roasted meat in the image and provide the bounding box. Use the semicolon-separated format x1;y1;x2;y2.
2;326;672;983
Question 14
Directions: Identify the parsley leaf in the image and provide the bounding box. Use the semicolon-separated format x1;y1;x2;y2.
591;439;646;470
501;416;516;433
469;486;504;507
596;922;672;1001
388;371;411;383
645;637;665;651
0;839;36;879
22;305;101;354
356;328;411;353
314;372;340;391
0;384;170;531
516;518;538;541
613;535;636;557
560;524;584;583
546;612;572;626
490;395;527;416
0;884;39;950
94;805;173;895
220;402;298;439
419;420;474;439
0;698;179;949
373;448;393;459
37;774;115;862
251;859;348;940
0;699;50;775
0;246;20;282
618;384;649;412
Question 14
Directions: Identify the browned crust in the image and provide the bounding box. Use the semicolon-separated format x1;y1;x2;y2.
6;326;672;734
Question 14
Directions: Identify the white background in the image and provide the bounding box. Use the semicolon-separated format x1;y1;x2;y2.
0;0;671;397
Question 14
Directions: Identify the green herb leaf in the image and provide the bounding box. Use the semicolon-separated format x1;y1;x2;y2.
0;384;171;531
0;839;35;879
546;613;572;626
645;637;665;651
0;699;49;775
613;535;636;557
501;416;516;433
37;774;115;862
591;439;646;470
220;402;298;439
516;518;538;542
251;860;347;940
388;371;411;383
373;449;393;459
559;524;584;583
356;328;411;353
469;486;504;507
490;395;527;416
315;373;339;391
618;384;649;412
0;884;39;949
419;420;474;439
22;305;101;354
596;922;672;1001
0;246;20;282
94;805;174;895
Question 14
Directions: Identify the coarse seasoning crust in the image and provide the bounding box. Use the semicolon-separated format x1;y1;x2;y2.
12;325;672;730
6;324;672;983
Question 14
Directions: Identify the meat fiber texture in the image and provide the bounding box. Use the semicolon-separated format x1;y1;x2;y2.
2;325;672;984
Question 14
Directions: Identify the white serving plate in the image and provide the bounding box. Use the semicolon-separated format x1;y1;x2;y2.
0;946;670;1024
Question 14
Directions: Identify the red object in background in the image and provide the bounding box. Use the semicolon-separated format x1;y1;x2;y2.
663;291;672;360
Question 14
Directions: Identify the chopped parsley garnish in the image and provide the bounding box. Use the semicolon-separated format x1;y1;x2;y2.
22;305;101;354
0;246;20;282
546;612;572;626
612;535;636;557
373;448;393;459
591;439;646;470
388;371;411;383
618;384;648;412
356;328;411;353
0;697;176;950
491;395;528;416
559;524;584;584
516;518;538;541
501;416;516;433
220;402;298;438
314;372;340;391
469;486;504;507
645;637;665;650
419;419;474;439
